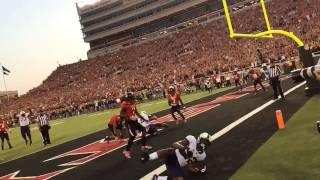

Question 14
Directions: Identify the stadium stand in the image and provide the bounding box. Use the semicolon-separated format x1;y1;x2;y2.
0;0;319;127
78;0;245;58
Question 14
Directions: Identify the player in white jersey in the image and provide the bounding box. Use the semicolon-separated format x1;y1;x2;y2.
18;111;32;145
138;111;168;136
141;132;210;180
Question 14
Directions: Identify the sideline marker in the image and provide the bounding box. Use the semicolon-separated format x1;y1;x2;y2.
276;110;285;129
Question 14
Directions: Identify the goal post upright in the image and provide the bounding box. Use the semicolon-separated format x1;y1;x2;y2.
221;0;320;95
260;0;272;37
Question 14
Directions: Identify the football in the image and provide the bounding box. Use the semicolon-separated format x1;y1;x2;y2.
187;161;207;175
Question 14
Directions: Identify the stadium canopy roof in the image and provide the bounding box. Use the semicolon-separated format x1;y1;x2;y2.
77;0;119;11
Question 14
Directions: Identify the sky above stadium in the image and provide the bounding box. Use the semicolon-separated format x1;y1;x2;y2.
0;0;89;95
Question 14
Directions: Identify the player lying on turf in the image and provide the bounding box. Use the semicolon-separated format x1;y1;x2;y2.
105;111;168;142
105;114;126;141
138;111;169;136
141;132;211;180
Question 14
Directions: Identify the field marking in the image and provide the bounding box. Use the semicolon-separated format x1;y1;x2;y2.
139;81;306;180
2;89;236;166
44;105;216;164
89;111;110;117
31;122;64;131
51;122;65;126
54;107;217;167
141;103;154;107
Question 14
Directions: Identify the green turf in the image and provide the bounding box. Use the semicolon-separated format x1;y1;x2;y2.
231;94;320;180
0;87;232;164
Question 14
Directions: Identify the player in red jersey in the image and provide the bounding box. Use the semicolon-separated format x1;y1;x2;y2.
121;92;152;159
250;69;266;94
167;86;186;125
0;119;13;150
233;71;243;91
106;115;125;141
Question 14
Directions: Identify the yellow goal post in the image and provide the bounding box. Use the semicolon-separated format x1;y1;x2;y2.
222;0;304;47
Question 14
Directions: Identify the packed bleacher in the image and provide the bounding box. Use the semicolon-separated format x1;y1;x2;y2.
1;0;319;126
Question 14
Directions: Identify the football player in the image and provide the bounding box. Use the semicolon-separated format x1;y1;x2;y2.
141;132;211;180
0;119;13;150
121;92;152;159
105;114;126;141
250;68;266;94
167;86;186;125
138;111;168;136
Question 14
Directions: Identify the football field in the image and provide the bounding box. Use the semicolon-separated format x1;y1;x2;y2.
1;79;319;180
0;87;232;164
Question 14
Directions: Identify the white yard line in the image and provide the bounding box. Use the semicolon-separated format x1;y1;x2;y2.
139;81;306;180
51;121;65;126
89;111;110;117
155;101;165;105
141;103;154;107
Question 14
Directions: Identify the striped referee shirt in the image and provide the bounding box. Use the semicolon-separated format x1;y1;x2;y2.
268;65;282;78
37;115;49;127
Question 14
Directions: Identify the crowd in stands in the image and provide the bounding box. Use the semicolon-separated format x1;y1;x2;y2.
0;0;319;126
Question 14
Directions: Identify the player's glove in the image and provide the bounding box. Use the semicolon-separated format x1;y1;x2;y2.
200;165;207;174
188;164;207;175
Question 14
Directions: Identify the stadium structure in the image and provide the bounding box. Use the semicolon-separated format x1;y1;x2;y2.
1;0;320;179
0;91;18;101
77;0;258;58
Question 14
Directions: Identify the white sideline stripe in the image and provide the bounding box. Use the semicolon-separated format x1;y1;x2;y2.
210;81;305;142
139;81;306;180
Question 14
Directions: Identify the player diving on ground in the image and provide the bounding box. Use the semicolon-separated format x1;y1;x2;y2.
141;132;211;180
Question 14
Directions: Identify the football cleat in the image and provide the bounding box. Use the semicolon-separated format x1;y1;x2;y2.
123;150;132;159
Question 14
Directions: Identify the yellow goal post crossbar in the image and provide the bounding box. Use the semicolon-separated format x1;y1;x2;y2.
222;0;304;47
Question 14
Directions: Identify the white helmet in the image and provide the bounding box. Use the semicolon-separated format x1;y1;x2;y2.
140;111;149;121
116;98;121;103
196;132;211;153
168;86;175;92
197;132;210;143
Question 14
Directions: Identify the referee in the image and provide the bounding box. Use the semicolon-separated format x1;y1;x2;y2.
36;111;51;146
268;59;285;99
